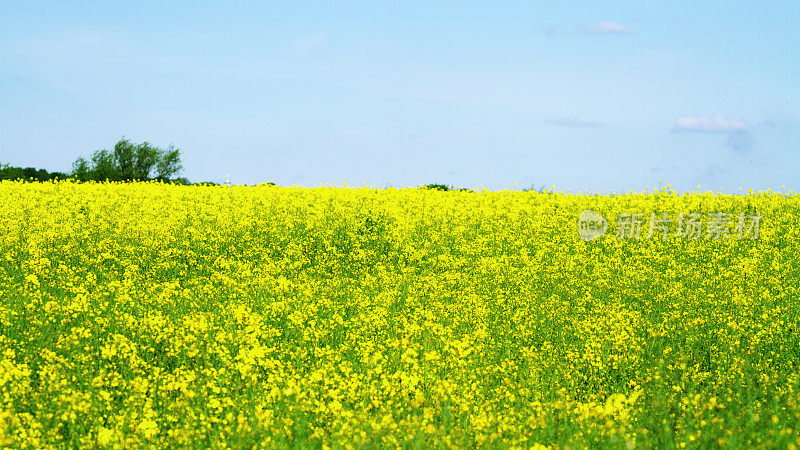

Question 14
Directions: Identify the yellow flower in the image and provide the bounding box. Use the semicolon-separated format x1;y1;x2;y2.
97;427;114;446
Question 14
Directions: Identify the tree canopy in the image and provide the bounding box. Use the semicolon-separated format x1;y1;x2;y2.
72;138;183;182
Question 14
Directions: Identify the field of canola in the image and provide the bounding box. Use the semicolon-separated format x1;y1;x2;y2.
1;180;799;449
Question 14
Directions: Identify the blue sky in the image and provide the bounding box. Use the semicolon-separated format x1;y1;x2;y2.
1;1;798;192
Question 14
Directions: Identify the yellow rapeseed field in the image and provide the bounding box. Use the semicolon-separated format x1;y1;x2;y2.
1;180;798;448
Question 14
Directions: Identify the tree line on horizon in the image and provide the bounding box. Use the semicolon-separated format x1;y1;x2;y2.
0;138;215;184
3;138;546;190
0;164;69;182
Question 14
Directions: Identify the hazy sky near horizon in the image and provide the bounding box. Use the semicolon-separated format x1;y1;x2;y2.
1;1;798;193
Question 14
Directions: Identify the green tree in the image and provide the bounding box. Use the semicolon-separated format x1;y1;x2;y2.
0;163;23;180
91;150;119;181
21;167;37;179
71;158;90;181
132;141;158;180
155;145;183;180
71;138;184;182
114;139;136;180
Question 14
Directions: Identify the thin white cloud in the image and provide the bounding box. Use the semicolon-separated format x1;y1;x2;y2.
673;115;747;132
576;22;632;34
673;115;755;152
544;118;602;128
294;33;329;53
